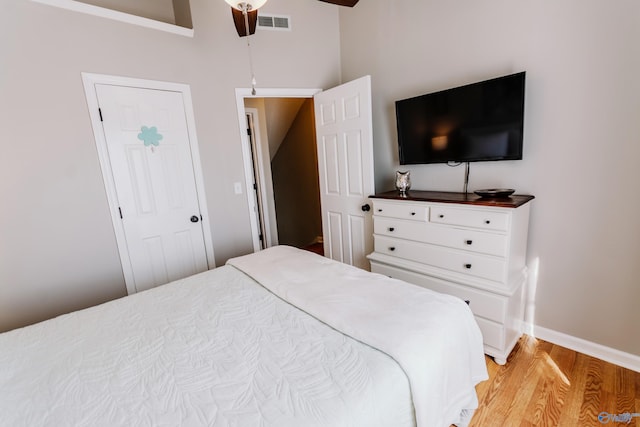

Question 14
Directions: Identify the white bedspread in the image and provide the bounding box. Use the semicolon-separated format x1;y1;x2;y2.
227;246;488;427
0;263;415;426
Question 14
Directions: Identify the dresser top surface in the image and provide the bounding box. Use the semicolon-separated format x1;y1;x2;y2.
370;190;534;208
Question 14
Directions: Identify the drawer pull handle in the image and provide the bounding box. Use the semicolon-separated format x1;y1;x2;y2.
465;240;473;245
411;212;416;216
388;227;395;232
485;220;491;224
389;247;396;252
464;263;472;269
378;209;383;212
439;214;444;218
465;300;470;305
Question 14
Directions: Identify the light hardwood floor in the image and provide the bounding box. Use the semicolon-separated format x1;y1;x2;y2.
468;335;640;427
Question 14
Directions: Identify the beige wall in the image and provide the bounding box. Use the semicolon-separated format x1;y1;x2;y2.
339;0;640;356
263;98;306;160
0;0;340;332
271;99;322;247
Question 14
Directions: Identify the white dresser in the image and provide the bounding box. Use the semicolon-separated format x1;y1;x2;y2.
367;191;534;365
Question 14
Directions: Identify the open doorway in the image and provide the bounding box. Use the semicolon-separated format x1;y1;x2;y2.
236;78;375;268
240;93;323;255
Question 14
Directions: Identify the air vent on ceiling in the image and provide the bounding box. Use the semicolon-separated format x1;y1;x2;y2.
257;14;291;31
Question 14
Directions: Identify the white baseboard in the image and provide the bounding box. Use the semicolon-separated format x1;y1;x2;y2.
524;323;640;373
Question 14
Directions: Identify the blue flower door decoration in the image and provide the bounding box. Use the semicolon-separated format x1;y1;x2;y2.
138;126;163;152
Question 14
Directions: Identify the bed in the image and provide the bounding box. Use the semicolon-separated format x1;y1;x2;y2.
0;246;488;427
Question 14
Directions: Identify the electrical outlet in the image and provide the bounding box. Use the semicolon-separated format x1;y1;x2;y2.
234;182;243;195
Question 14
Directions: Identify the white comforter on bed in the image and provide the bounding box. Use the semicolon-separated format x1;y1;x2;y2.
227;246;488;427
0;261;415;426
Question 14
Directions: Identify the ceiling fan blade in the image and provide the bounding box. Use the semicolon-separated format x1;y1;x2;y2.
230;7;258;37
317;0;359;6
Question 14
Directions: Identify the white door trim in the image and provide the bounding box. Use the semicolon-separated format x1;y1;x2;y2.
244;108;274;248
82;72;216;293
234;87;321;252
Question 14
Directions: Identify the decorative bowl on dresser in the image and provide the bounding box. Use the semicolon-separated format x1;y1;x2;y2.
366;190;534;365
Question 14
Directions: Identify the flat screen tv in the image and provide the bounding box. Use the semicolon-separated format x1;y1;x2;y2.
396;71;526;165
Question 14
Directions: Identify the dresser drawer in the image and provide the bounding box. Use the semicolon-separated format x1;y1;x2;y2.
374;217;427;241
372;200;429;221
372;262;507;323
374;217;508;257
409;275;506;323
374;235;507;283
476;317;505;351
430;206;509;232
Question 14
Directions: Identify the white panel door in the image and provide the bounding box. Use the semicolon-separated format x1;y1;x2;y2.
314;76;375;270
96;84;209;292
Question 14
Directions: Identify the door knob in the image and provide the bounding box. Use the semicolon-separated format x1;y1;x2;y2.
190;215;200;223
361;204;371;212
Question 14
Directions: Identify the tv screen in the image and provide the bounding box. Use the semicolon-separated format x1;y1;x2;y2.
396;72;526;165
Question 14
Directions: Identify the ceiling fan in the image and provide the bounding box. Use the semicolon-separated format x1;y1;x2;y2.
225;0;359;94
226;0;359;37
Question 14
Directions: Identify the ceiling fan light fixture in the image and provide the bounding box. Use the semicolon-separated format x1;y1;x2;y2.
224;0;268;12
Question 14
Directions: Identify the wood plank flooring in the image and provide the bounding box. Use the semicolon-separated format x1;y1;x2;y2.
302;242;324;256
468;335;640;427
